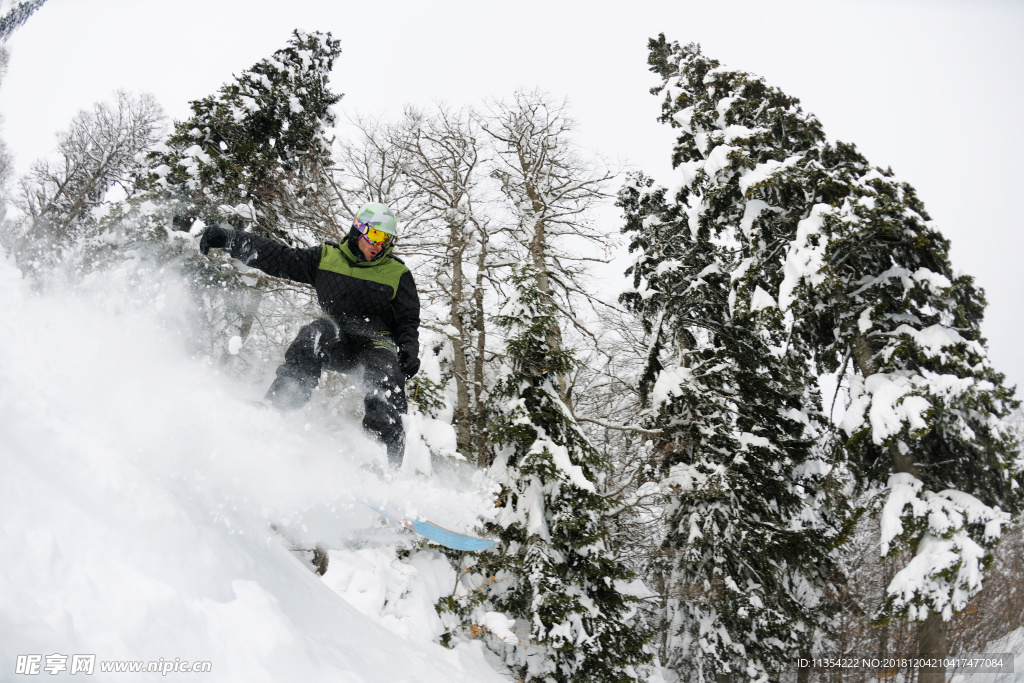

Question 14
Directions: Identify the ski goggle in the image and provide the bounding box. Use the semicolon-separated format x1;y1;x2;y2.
354;218;394;246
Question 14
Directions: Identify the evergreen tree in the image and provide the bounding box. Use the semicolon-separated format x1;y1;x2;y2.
146;29;341;243
780;138;1022;677
641;35;1022;680
130;30;342;362
619;172;840;680
447;264;650;683
616;35;866;680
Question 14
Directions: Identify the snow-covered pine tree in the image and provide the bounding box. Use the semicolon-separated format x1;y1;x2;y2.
618;170;840;680
643;35;1023;681
133;30;342;363
616;36;863;680
145;29;341;243
779;146;1022;680
449;264;650;683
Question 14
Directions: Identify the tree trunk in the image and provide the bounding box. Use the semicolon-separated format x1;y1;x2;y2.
473;230;490;468
796;647;811;683
526;209;571;410
918;610;948;683
447;220;472;457
849;332;878;377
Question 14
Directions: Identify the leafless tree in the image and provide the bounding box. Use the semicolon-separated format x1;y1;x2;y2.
10;90;165;266
331;113;430;241
481;89;617;409
393;104;500;463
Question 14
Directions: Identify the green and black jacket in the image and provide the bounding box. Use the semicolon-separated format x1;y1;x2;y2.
224;228;420;361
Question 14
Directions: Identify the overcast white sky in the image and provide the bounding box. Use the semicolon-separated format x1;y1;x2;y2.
1;0;1021;392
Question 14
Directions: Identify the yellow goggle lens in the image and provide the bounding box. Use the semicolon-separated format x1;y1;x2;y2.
365;226;392;244
355;219;393;245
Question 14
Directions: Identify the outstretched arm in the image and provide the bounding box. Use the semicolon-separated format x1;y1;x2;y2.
200;224;319;286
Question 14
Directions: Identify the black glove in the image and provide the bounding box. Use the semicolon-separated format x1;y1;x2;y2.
199;223;235;255
399;349;421;379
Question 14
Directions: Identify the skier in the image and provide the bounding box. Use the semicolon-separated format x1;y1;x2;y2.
199;203;421;468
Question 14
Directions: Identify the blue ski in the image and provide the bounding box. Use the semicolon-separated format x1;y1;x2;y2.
363;501;496;552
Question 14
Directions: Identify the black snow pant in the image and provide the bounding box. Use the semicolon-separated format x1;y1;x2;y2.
264;317;408;467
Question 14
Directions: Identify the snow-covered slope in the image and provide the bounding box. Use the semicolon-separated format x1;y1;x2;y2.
0;251;504;682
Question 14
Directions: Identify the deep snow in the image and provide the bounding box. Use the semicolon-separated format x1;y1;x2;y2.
0;249;506;682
